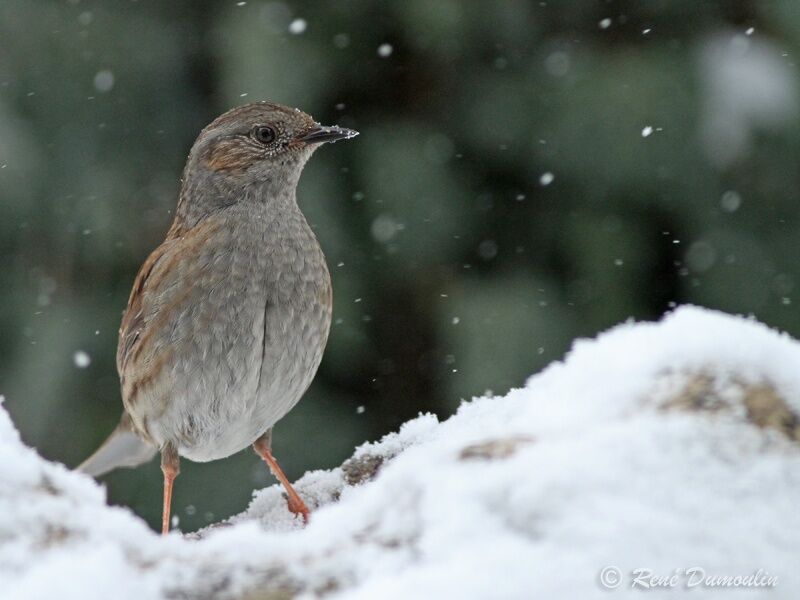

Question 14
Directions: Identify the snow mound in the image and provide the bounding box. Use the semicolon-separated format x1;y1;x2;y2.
2;305;800;599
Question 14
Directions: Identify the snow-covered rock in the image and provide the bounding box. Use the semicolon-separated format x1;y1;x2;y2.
2;306;799;599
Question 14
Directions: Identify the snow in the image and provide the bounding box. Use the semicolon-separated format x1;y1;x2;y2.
73;350;91;368
720;189;742;212
288;18;307;35
2;306;800;599
93;70;114;93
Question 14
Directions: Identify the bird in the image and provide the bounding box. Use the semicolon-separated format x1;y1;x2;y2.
78;101;358;535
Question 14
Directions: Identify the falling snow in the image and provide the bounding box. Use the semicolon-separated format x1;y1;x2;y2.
288;18;307;35
93;70;114;93
371;214;400;243
720;190;742;213
73;351;91;369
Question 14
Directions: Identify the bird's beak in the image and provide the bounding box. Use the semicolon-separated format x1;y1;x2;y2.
296;125;359;144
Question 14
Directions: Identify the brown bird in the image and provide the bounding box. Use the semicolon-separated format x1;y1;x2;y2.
78;101;357;534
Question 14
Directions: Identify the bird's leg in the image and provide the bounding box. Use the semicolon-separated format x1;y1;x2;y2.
160;443;180;535
253;432;310;524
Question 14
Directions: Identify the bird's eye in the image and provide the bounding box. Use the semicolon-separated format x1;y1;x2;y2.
253;126;276;144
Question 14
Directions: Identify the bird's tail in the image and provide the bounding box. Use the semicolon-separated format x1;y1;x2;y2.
78;412;157;477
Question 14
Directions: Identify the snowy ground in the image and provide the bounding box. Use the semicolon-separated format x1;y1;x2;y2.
1;305;799;599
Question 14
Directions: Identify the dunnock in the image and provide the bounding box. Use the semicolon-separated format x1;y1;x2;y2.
78;101;357;534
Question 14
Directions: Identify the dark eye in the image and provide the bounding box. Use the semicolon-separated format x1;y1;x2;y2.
253;126;276;144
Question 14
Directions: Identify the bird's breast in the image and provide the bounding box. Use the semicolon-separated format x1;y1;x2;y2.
127;205;332;461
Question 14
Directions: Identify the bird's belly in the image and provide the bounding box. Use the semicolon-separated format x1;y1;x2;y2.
138;297;329;463
170;355;322;463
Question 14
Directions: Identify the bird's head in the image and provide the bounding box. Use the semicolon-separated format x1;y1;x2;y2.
184;101;358;194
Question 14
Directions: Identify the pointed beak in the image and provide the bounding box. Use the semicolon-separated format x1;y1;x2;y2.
296;125;359;144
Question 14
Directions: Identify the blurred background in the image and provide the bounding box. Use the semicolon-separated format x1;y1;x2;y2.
2;0;800;531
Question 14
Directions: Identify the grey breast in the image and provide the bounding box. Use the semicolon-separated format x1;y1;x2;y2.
251;204;332;435
155;200;331;462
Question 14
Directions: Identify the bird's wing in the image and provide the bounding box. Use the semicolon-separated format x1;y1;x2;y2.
117;215;223;384
77;411;157;477
116;236;178;377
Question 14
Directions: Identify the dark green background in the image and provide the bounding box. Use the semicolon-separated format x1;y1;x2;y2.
2;0;799;531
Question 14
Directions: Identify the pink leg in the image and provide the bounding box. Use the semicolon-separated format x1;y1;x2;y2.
160;444;180;535
253;433;310;523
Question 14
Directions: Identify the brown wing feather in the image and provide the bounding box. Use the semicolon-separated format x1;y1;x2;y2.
116;218;224;424
116;212;198;376
116;239;176;376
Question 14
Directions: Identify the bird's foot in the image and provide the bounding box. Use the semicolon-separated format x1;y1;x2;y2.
253;435;311;525
286;493;310;525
